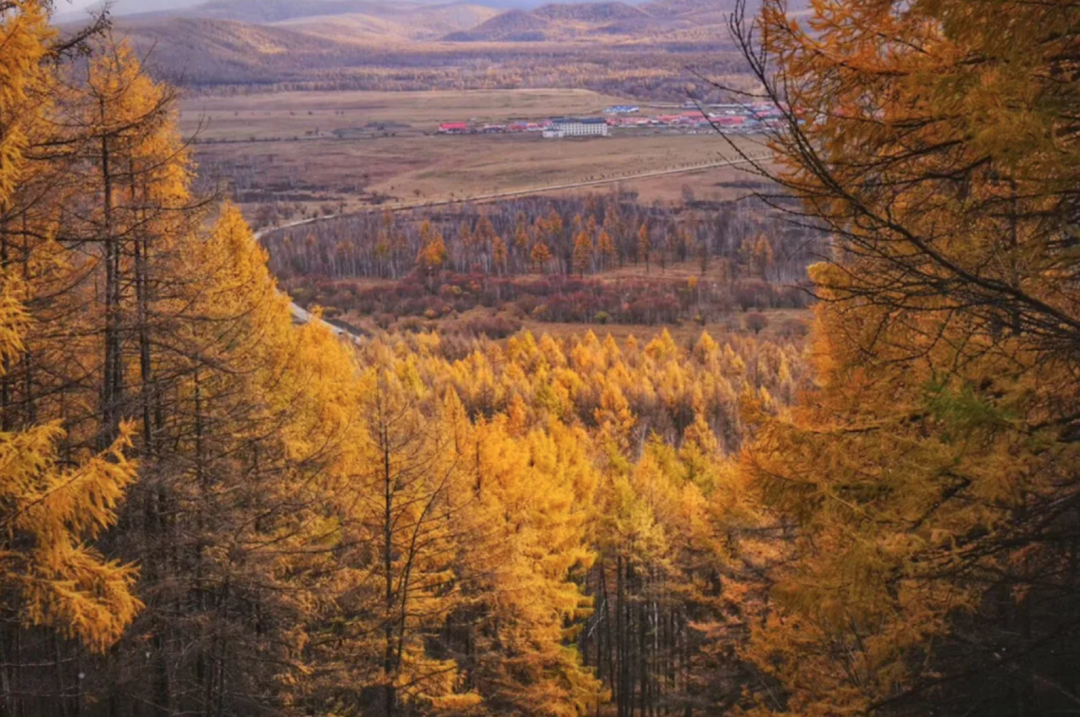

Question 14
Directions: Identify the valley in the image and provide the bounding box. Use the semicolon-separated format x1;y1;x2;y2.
7;2;1074;717
181;88;770;219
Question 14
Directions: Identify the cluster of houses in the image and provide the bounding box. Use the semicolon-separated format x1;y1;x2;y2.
605;102;785;131
436;102;783;138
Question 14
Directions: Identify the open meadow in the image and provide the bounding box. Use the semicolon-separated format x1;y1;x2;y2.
179;88;641;140
181;88;768;216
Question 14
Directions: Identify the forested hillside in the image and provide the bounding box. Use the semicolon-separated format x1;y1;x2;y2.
1;0;1079;716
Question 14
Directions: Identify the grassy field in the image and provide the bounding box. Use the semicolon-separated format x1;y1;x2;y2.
179;88;638;141
180;89;768;215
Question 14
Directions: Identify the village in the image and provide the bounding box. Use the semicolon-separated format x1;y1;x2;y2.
437;101;783;138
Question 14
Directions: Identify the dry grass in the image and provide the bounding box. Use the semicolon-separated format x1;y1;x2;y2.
361;132;762;205
179;88;635;141
182;90;768;214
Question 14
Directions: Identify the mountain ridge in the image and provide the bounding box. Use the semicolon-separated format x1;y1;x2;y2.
444;0;735;42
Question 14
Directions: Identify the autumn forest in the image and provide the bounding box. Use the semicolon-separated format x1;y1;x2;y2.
2;1;1079;716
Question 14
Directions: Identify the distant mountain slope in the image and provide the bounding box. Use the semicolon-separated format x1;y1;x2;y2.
444;0;733;42
445;1;660;41
115;17;363;84
643;0;805;19
89;0;504;46
274;3;501;42
531;1;649;21
444;8;554;41
453;0;810;44
71;0;751;94
640;0;724;14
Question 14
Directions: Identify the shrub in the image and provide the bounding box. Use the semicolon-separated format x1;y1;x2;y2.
779;317;810;338
746;312;769;335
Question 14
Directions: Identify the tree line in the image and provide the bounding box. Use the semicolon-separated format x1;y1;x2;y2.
266;193;817;284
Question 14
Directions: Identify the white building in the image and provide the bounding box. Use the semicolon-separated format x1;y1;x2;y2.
550;118;609;137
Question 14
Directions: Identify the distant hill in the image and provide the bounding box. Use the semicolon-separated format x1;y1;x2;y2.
58;0;758;97
60;0;503;46
643;0;806;20
113;17;362;85
531;1;649;21
272;3;501;42
444;8;554;41
444;0;740;42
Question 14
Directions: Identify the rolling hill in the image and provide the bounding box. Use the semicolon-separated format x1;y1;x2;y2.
272;3;502;42
443;0;743;42
112;17;372;85
530;1;650;21
55;0;761;100
443;8;555;41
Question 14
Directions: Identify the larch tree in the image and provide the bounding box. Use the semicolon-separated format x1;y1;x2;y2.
0;0;142;686
491;234;508;274
449;410;601;717
636;223;650;272
0;246;140;656
724;0;1080;714
597;228;617;271
333;358;474;716
531;240;553;274
572;231;593;277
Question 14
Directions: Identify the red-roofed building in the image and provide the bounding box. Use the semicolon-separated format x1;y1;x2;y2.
714;116;745;127
438;122;470;134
